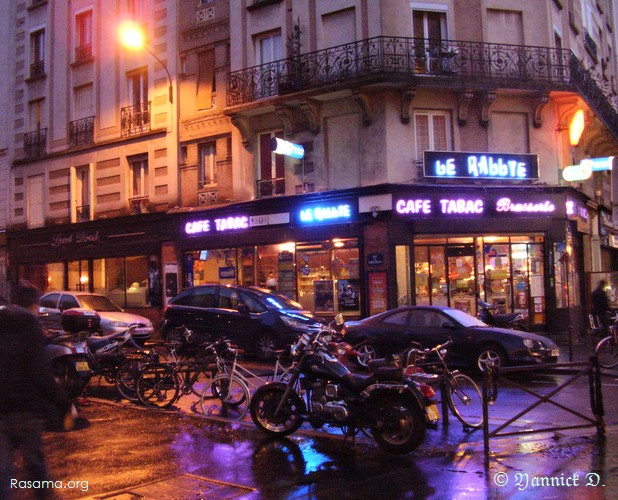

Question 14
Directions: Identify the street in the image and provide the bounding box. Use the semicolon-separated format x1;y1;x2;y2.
10;344;617;500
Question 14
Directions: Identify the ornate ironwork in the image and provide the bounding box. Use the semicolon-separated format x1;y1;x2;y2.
76;205;90;222
23;128;47;159
75;44;93;62
121;102;151;137
29;60;45;79
227;35;618;137
69;116;94;148
256;178;285;198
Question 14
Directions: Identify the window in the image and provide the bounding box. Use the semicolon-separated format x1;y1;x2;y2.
92;256;151;307
414;111;450;160
198;142;216;187
256;31;282;64
383;310;410;326
129;69;148;107
257;131;285;197
197;50;215;110
72;164;92;222
27;174;45;228
129;156;148;198
411;6;448;72
75;10;93;61
30;29;45;78
321;8;356;49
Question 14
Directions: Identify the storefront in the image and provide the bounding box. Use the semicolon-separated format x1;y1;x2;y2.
389;184;586;332
177;194;365;319
7;214;168;313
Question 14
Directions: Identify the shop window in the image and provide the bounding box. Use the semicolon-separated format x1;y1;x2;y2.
68;260;90;291
188;249;238;287
18;262;63;293
93;256;149;307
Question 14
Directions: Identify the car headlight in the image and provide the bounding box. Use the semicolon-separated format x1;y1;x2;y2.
110;321;130;328
281;315;321;332
522;338;543;349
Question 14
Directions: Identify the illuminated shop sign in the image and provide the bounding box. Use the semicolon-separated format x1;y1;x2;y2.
395;195;559;217
185;215;249;235
298;203;354;224
424;151;539;180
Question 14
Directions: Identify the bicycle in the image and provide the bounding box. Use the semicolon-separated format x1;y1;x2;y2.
135;336;228;409
402;340;483;430
596;324;618;369
199;348;291;420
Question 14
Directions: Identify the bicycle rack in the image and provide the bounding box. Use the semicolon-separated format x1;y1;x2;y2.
481;356;605;461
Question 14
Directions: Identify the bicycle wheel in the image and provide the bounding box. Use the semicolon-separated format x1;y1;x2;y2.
446;373;484;429
596;336;618;369
115;358;150;401
200;374;250;420
136;364;179;409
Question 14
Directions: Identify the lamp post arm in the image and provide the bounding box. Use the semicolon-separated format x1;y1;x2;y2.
144;46;173;104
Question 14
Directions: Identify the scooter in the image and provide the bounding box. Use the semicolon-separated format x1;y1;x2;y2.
477;298;529;331
43;309;98;398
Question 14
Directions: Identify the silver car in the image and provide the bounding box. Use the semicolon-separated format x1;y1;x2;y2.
39;291;153;342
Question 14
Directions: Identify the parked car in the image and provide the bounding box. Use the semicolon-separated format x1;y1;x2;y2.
161;285;326;360
39;291;153;343
341;306;560;371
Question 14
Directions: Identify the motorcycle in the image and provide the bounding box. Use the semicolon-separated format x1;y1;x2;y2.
43;309;98;399
249;328;439;454
477;298;529;331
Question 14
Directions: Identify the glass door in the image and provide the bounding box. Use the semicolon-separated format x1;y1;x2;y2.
447;245;476;315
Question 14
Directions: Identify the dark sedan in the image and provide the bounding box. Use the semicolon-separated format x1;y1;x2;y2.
341;306;560;371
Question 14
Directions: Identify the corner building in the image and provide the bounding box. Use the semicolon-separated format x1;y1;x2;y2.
3;0;618;341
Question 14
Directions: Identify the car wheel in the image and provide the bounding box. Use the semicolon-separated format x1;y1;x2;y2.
163;325;183;344
255;334;277;361
355;343;378;368
475;345;506;372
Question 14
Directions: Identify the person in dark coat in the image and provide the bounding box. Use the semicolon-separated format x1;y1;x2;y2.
0;282;72;499
591;280;612;335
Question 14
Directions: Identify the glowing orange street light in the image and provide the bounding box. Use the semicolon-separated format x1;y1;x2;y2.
569;109;585;146
118;20;173;103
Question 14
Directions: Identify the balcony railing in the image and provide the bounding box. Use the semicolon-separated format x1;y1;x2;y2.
121;102;151;137
228;35;618;138
256;178;285;198
29;60;45;79
74;43;93;63
23;128;47;159
69;116;94;148
76;204;90;222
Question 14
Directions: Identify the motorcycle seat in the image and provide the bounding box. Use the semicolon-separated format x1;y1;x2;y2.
341;372;376;392
373;366;404;382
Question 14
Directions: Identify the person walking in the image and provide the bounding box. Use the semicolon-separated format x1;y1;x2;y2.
591;279;612;335
0;282;73;499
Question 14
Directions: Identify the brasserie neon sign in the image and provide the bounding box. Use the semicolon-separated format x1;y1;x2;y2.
395;196;556;216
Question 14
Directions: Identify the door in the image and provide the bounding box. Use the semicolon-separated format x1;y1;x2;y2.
447;245;476;315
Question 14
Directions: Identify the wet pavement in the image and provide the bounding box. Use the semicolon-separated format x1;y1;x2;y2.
13;335;618;499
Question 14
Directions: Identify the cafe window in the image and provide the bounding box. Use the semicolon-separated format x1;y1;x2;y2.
92;255;150;307
18;262;64;293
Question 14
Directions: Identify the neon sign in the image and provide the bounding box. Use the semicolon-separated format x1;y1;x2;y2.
495;198;555;213
395;194;561;217
298;204;352;223
424;151;539;180
185;215;249;235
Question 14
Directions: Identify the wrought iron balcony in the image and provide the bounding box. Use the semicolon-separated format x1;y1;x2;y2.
76;204;90;222
228;35;618;138
69;116;94;148
121;102;151;137
29;60;45;79
74;43;93;63
256;177;285;198
23;128;47;159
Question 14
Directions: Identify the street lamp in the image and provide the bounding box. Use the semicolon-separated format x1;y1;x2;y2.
118;20;173;103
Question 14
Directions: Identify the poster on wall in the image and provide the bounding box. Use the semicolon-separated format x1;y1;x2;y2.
278;251;296;297
368;271;388;316
314;280;335;312
337;279;359;311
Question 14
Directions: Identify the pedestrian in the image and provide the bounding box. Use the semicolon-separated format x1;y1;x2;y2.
591;279;611;335
0;282;73;500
